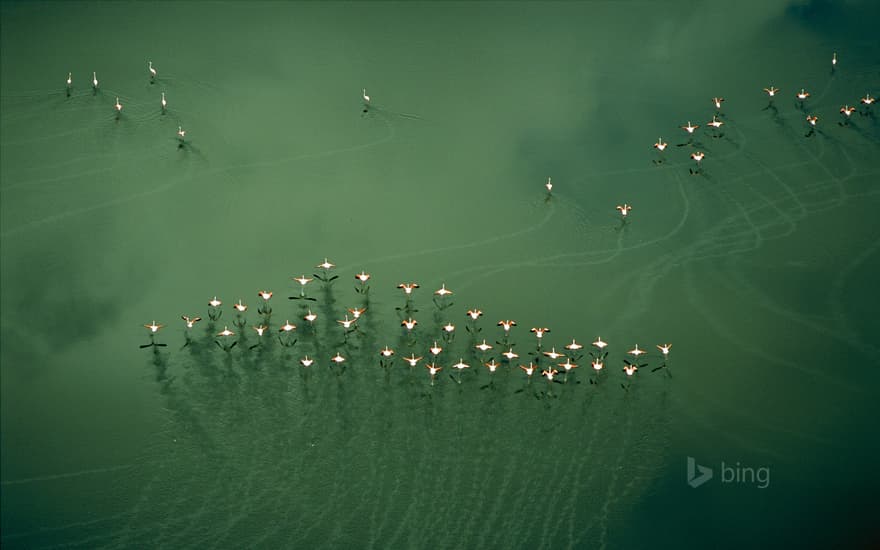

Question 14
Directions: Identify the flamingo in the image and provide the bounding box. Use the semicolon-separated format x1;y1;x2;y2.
207;296;222;320
451;358;470;383
541;367;559;383
592;337;608;350
277;322;297;347
426;363;442;384
348;307;366;319
627;345;646;358
681;121;699;134
763;86;779;98
248;326;268;350
144;320;164;333
565;339;583;351
337;315;357;329
114;97;122;113
290;275;314;300
520;363;537;378
545;177;553;193
92;72;98;89
616;204;632;217
452;359;470;371
161;92;167;111
657;344;672;357
559;359;578;372
66;72;72;89
355;270;371;293
316;258;335;270
796;89;810;110
181;315;202;329
530;327;550;339
435;283;453;297
398;282;419;295
653;138;667;152
362;88;370;105
148;61;157;79
215;327;237;351
559;359;578;382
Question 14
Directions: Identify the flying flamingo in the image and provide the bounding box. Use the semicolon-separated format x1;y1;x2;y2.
181;315;202;329
426;363;442;385
657;344;672;358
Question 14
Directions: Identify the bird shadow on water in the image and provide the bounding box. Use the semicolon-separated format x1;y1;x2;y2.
147;345;170;380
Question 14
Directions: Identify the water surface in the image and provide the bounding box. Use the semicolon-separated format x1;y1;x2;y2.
2;1;879;548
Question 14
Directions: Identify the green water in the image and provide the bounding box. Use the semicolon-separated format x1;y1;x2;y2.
2;1;878;548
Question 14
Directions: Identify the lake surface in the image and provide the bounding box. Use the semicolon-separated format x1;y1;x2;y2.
2;1;878;548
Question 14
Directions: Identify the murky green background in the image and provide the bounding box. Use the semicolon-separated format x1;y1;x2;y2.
2;1;878;548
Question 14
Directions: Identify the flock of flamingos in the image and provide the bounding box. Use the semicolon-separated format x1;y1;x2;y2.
142;257;673;390
109;51;872;389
